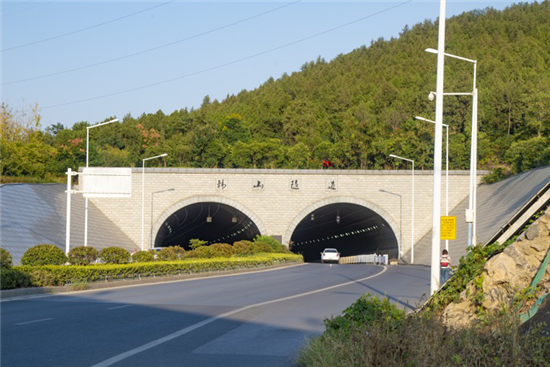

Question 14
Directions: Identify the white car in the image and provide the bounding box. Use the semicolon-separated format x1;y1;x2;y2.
321;248;340;263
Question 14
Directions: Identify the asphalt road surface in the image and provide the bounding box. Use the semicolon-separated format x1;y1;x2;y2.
1;264;429;367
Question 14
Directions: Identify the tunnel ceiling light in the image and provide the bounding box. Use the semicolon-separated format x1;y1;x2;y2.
232;215;237;223
311;214;315;221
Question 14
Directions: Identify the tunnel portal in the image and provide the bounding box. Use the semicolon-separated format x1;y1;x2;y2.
290;203;398;262
154;202;261;249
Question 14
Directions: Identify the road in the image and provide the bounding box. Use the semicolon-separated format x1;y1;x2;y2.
1;264;429;367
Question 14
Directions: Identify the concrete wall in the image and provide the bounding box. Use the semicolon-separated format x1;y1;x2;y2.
83;168;481;258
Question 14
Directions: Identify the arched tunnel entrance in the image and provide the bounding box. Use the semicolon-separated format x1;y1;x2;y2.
290;203;398;262
154;202;261;249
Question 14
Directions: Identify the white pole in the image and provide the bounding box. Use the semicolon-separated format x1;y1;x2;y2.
431;0;446;295
445;124;449;251
141;160;146;251
150;192;154;249
388;154;414;263
472;87;478;246
84;118;118;247
411;160;415;264
85;129;89;247
141;153;168;251
65;168;72;255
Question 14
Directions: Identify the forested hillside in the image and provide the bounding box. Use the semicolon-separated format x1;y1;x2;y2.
2;1;549;182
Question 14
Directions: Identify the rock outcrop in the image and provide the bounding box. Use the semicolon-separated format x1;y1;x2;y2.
442;208;550;328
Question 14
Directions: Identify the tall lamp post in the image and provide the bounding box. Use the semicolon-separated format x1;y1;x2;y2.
389;154;415;264
429;0;447;295
141;153;168;251
425;48;478;250
150;188;175;249
84;118;118;247
415;116;449;251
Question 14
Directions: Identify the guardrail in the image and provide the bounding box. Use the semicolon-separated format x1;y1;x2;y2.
339;254;388;265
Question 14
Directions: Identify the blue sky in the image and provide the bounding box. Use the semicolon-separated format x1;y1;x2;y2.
1;0;533;128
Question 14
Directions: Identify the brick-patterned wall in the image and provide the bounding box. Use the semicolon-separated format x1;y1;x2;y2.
83;168;481;256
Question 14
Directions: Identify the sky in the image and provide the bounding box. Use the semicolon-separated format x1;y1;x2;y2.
1;0;535;128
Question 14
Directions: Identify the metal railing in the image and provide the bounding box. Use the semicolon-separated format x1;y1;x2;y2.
339;254;388;265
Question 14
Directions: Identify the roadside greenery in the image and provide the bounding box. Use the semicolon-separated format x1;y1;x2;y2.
0;253;302;289
20;244;67;266
0;248;13;269
68;246;98;265
2;2;550;182
0;241;301;290
298;297;550;366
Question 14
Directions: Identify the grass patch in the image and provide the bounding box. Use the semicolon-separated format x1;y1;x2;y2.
298;296;550;366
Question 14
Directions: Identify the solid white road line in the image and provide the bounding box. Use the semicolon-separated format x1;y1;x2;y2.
91;266;387;367
15;318;54;326
107;305;133;310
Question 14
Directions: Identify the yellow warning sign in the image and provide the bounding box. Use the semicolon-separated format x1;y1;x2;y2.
440;216;456;240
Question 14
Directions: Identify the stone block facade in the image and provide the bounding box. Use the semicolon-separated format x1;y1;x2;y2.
82;168;481;258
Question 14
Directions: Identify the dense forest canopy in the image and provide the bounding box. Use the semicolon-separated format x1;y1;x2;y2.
1;1;549;182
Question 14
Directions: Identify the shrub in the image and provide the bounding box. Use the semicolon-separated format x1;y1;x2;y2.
9;253;303;287
157;246;186;261
187;246;217;259
1;247;13;269
298;306;550;367
209;243;235;258
29;269;57;287
99;247;130;264
0;268;31;289
324;294;405;333
21;244;67;266
68;246;98;265
233;241;255;256
132;250;155;263
251;242;274;254
189;238;207;250
253;235;288;253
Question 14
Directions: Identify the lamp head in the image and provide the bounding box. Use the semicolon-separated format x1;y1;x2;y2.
428;92;436;101
425;48;438;54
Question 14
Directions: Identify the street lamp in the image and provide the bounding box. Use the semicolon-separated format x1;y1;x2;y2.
415;116;449;251
425;47;478;250
150;188;175;249
84;118;118;247
389;154;415;264
380;189;403;259
427;0;447;295
141;153;167;251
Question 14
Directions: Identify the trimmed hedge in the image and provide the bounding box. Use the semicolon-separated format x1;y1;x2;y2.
99;247;130;264
157;246;185;261
0;253;303;289
68;246;98;265
0;268;31;289
233;241;255;256
21;244;67;266
132;251;155;263
1;248;13;269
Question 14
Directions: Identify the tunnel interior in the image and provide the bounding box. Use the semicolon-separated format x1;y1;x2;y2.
290;203;398;262
154;202;260;249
